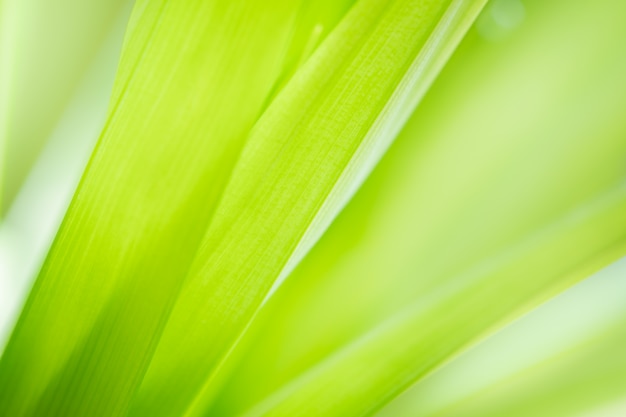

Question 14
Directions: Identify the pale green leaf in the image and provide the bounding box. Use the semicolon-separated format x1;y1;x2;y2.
0;5;131;347
377;258;626;417
0;0;130;213
241;186;626;417
450;323;626;417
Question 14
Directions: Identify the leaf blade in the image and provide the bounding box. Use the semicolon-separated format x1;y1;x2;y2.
0;1;301;415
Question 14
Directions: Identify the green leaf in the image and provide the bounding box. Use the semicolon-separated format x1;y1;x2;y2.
0;0;130;214
0;1;302;415
207;0;626;415
441;321;626;417
0;4;131;347
243;184;626;417
0;0;16;211
0;0;484;415
129;1;486;416
378;258;626;417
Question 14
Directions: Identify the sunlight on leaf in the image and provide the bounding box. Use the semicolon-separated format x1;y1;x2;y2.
207;0;626;415
0;0;624;416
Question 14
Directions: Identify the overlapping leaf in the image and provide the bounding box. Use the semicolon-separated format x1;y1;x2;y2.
442;321;626;417
0;0;484;416
378;258;626;417
0;5;131;347
0;1;303;415
207;0;626;415
130;1;486;416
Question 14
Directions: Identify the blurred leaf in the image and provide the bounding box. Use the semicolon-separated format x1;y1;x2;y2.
378;258;626;417
0;0;130;214
450;322;626;417
209;0;626;415
242;186;626;417
0;2;131;347
0;0;16;210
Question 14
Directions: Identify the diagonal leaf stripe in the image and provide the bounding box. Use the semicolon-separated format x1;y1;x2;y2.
129;1;486;416
0;1;302;415
244;183;626;417
1;0;624;416
0;0;486;416
0;0;129;214
436;318;626;417
205;0;626;414
378;262;626;417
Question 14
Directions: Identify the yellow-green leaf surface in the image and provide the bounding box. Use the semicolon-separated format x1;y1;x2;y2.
207;0;626;415
440;320;626;417
0;0;130;214
0;1;303;415
0;0;16;210
0;0;485;416
0;4;132;347
377;258;626;417
241;189;626;417
128;1;486;416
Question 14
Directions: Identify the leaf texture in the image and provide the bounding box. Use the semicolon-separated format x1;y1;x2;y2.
0;0;484;416
207;0;626;415
129;0;485;416
0;1;302;415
